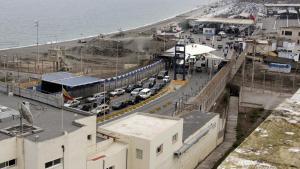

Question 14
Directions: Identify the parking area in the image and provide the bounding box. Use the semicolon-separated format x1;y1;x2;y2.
63;70;172;117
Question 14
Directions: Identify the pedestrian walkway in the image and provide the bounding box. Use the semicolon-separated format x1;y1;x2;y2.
196;96;238;169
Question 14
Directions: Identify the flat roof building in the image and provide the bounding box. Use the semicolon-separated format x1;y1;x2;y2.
41;72;104;97
0;87;222;169
98;111;221;169
279;27;300;44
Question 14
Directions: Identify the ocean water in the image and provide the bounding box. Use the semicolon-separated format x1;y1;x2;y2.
0;0;214;49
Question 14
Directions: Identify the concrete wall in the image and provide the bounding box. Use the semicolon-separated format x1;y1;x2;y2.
11;86;62;108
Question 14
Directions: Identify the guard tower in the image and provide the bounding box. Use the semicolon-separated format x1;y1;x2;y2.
173;44;186;80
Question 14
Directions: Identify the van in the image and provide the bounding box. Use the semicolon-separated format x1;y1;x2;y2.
138;88;151;100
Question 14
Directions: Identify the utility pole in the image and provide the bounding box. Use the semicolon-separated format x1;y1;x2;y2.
35;21;39;73
251;42;256;90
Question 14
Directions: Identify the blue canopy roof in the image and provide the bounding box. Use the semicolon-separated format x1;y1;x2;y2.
42;72;104;87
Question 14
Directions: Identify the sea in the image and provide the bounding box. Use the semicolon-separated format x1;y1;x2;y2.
0;0;215;49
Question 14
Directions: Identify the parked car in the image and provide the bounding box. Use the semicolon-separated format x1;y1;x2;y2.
229;36;235;40
95;95;110;104
126;96;141;105
86;96;97;103
79;103;97;111
125;84;136;93
163;76;171;83
91;104;110;116
150;88;158;96
131;88;143;96
64;99;80;107
154;83;164;90
138;88;152;100
206;36;211;40
110;88;125;97
111;101;127;110
216;35;222;41
157;70;168;79
148;78;156;88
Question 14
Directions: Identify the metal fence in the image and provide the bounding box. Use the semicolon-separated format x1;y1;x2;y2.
0;60;164;108
101;60;164;91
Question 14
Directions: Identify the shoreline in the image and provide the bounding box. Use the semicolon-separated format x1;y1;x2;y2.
0;0;221;53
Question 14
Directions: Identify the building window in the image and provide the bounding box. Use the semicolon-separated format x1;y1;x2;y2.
172;133;178;144
45;158;62;168
136;149;143;159
106;166;115;169
282;31;284;35
285;31;292;36
298;32;300;36
87;134;92;140
0;159;16;169
156;144;163;155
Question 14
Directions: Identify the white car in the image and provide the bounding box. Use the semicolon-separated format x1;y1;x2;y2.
138;88;151;99
91;104;110;116
64;99;80;107
110;88;125;97
131;88;143;96
163;76;171;83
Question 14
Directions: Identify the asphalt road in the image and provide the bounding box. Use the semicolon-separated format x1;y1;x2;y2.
131;71;211;116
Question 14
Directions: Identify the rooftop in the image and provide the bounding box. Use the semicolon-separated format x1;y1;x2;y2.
42;72;104;88
218;89;300;168
0;92;87;142
99;113;181;140
181;111;218;141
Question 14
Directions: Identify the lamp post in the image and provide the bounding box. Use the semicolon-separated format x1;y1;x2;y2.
34;21;39;73
115;41;119;88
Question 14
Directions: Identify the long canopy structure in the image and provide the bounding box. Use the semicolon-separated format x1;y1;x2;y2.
189;17;255;25
264;4;300;8
165;44;216;57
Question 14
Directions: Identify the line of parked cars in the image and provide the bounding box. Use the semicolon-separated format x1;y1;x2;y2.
64;70;170;117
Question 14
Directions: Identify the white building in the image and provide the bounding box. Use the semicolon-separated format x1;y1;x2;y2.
279;26;300;44
0;91;222;169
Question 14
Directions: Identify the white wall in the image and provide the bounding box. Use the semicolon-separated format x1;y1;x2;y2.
151;119;183;169
0;137;18;169
156;115;220;169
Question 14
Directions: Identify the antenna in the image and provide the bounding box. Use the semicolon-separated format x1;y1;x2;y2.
18;101;34;134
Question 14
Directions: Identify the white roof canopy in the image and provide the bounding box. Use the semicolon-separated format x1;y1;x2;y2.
165;44;216;56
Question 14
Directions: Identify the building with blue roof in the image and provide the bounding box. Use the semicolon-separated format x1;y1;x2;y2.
41;72;104;97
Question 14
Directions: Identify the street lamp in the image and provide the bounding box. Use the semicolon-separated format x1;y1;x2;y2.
115;41;120;88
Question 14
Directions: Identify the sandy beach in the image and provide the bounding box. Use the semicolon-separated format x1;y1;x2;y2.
0;0;234;57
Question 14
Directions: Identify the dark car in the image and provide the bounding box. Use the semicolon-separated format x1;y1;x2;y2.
157;70;168;79
148;78;156;88
153;83;164;90
125;84;136;93
126;96;142;105
150;88;159;96
79;103;97;111
95;95;110;105
111;101;127;110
